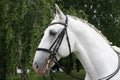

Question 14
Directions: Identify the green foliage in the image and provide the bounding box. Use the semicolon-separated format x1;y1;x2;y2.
56;0;120;46
0;0;56;79
0;0;120;80
7;70;85;80
82;0;120;46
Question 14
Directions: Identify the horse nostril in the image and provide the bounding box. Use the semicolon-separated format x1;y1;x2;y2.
36;63;38;69
33;62;39;69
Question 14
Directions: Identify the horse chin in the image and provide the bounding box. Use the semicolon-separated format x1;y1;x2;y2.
35;66;50;75
33;59;55;75
34;61;54;75
38;69;49;75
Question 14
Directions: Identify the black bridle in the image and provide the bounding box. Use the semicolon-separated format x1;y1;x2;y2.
36;15;81;80
36;15;71;64
36;15;69;56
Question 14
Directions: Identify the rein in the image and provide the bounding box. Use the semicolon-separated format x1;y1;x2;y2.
99;52;120;80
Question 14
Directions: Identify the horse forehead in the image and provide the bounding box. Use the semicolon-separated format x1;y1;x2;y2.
45;24;63;33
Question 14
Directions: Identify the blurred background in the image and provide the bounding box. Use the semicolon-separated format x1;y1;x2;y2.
0;0;120;80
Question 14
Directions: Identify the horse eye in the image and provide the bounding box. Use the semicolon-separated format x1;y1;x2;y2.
49;30;57;36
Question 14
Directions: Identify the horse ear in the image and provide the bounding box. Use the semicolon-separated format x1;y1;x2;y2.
55;4;65;20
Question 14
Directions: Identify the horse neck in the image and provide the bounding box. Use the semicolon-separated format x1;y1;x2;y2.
68;16;118;79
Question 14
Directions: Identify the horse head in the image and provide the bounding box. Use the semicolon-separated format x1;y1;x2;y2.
33;4;75;75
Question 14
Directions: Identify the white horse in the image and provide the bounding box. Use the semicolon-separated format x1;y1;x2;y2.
33;4;120;80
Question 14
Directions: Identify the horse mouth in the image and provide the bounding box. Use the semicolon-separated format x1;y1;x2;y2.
33;59;54;75
34;66;48;75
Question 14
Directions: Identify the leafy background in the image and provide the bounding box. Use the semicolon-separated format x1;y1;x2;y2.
0;0;120;80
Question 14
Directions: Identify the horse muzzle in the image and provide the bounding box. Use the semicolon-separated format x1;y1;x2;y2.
33;58;54;75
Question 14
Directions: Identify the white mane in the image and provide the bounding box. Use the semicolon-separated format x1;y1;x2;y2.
68;15;112;45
